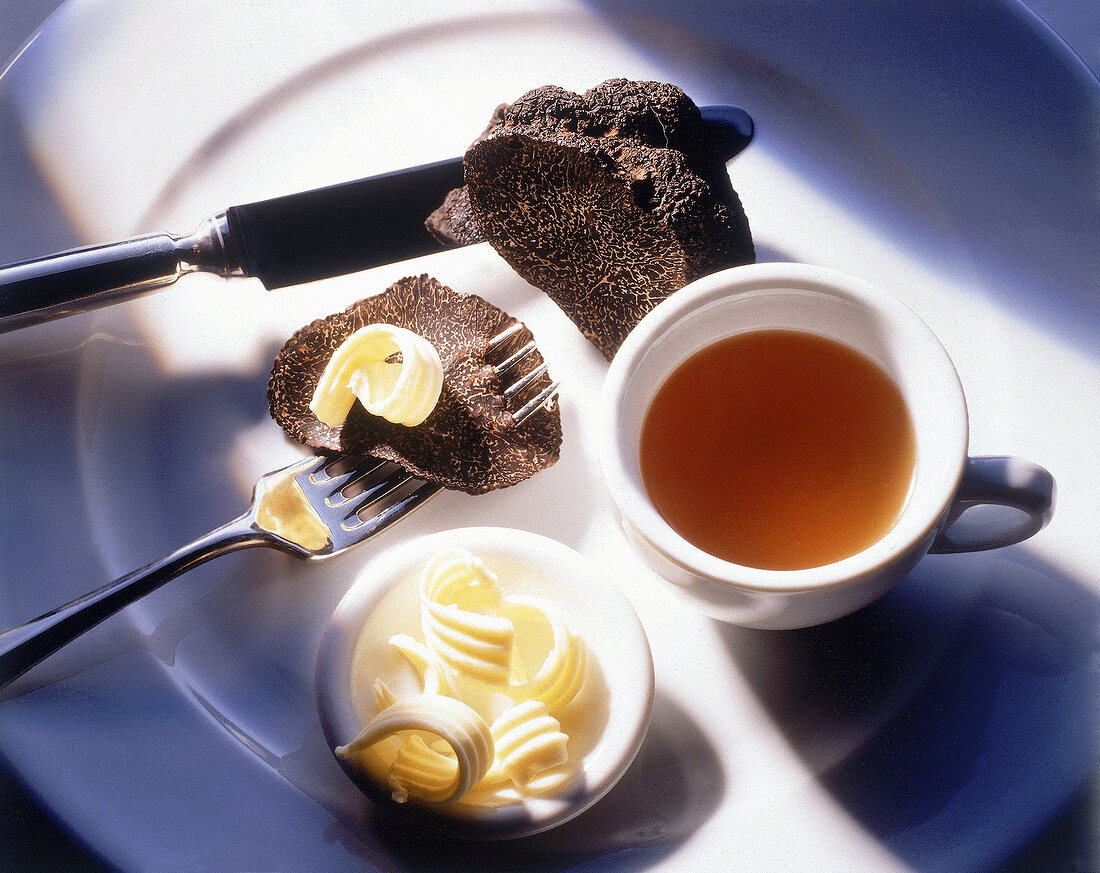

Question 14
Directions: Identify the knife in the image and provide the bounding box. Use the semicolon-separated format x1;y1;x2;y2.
0;105;753;333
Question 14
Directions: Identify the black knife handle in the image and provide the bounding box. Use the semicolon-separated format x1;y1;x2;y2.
225;157;465;290
701;104;755;159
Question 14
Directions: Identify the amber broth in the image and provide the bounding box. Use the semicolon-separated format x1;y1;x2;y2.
639;330;916;570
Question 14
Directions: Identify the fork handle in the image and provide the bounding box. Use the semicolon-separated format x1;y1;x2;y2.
0;514;266;690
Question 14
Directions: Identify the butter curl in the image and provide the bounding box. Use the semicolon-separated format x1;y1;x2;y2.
310;323;443;427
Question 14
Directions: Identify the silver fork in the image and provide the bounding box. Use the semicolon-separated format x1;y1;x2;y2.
0;329;558;690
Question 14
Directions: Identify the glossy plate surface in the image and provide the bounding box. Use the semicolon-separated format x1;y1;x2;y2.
0;1;1096;871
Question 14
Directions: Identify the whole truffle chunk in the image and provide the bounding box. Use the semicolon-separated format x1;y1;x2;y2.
458;79;755;358
268;275;562;494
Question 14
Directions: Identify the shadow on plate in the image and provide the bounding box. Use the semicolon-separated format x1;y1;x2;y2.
581;0;1100;354
719;548;1099;873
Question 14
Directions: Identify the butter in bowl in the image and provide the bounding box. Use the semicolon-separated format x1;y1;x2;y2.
316;527;654;840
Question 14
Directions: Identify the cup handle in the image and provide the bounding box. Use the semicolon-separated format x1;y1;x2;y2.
928;456;1055;554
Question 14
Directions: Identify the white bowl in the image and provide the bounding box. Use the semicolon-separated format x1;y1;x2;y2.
315;527;654;840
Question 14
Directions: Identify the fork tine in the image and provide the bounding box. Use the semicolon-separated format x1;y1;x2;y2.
304;454;387;494
512;379;560;425
341;477;442;535
293;454;441;542
337;464;417;518
486;322;524;352
297;453;337;481
322;459;403;508
301;456;411;515
484;323;560;426
503;361;548;402
492;340;537;376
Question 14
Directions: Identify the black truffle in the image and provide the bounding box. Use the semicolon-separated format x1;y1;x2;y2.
440;79;755;359
425;184;482;247
268;275;561;494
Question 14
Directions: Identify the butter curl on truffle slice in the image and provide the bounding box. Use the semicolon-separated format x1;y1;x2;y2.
268;274;562;494
426;79;755;359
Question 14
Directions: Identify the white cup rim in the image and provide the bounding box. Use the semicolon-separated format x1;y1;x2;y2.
598;262;970;593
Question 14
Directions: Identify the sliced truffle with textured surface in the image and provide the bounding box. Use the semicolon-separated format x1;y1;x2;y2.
458;79;755;359
268;274;561;494
425;184;483;247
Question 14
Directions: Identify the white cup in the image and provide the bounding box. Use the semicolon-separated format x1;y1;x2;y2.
598;263;1054;629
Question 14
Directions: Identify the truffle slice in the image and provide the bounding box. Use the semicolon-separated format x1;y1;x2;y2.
268;275;561;494
425;184;483;247
451;79;755;359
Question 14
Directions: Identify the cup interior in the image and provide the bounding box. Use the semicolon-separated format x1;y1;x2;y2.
601;263;969;591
